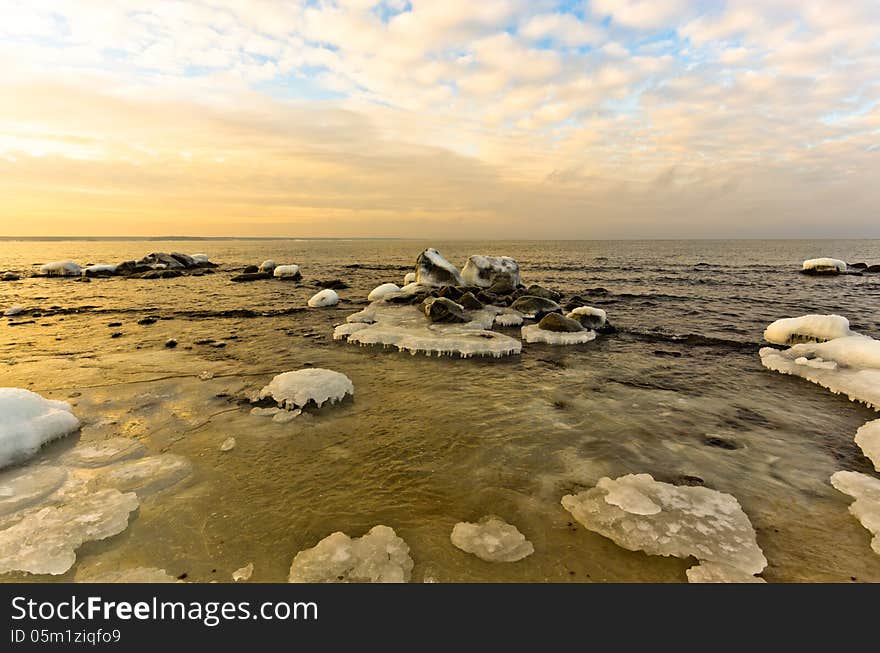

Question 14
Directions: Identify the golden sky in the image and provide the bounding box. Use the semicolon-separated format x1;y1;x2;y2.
1;1;878;238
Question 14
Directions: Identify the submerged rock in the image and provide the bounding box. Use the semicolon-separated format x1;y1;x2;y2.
510;295;561;318
423;297;468;324
257;369;354;410
0;388;81;470
288;525;413;583
450;517;534;562
460;256;521;289
524;285;561;302
831;471;880;555
415;249;463;287
220;437;237;452
537;313;584;333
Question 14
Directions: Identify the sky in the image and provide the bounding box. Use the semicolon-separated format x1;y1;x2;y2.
0;0;878;239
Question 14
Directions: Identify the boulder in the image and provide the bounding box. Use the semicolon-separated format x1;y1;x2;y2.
1;272;19;281
868;265;880;273
231;272;271;282
423;297;468;323
460;255;521;289
525;284;562;302
538;313;584;333
415;249;463;287
510;295;561;318
243;265;259;274
458;292;484;310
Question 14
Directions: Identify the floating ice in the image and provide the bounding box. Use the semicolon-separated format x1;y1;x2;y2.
494;310;523;327
830;471;880;554
567;306;607;329
258;369;354;410
334;303;521;358
3;306;24;317
522;324;597;345
802;258;846;273
93;454;192;498
855;420;880;471
450;517;534;562
0;388;81;469
561;474;767;582
0;488;139;575
368;283;401;301
76;566;179;583
40;260;81;277
460;255;521;288
415;248;463;287
232;562;254;582
288;525;413;583
63;438;147;468
763;314;851;345
273;264;301;279
308;289;339;307
259;259;277;273
0;466;67;517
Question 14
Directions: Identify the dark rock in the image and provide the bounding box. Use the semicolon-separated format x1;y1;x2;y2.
194;339;215;345
437;286;463;301
139;269;183;279
653;350;682;358
137;317;157;325
476;290;499;305
487;277;516;295
458;292;484;310
108;322;122;327
231;272;271;282
703;435;741;450
867;265;880;273
850;262;868;270
800;267;840;276
110;332;123;338
564;296;589;311
165;339;178;348
315;279;350;290
597;323;617;335
525;285;562;302
1;272;21;281
510;295;561;317
243;265;259;274
537;312;584;333
423;297;468;323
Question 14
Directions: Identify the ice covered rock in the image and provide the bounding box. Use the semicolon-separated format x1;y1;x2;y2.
0;388;81;469
1;272;19;281
368;283;401;301
75;566;179;583
450;517;534;562
567;306;607;330
257;369;354;410
190;253;210;265
0;466;67;517
93;454;191;498
232;562;254;582
259;259;277;273
423;297;468;324
522;324;596;345
415;249;463;287
40;260;81;277
460;256;521;289
494;310;523;327
855;420;880;471
273;264;301;280
288;525;413;583
3;306;24;317
510;295;561;318
830;471;880;554
220;437;236;452
562;474;767;582
63;438;147;468
308;289;339;307
801;258;846;275
0;488;139;575
763;314;851;346
82;264;118;277
403;272;416;285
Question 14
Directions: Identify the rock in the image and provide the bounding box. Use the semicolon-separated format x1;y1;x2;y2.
136;253;184;270
288;525;413;583
566;306;606;330
1;272;20;281
107;322;122;327
243;265;259;274
231;272;271;282
525;285;561;302
164;339;178;349
538;313;584;332
460;255;521;289
110;332;122;338
403;272;416;285
259;260;277;274
76;566;180;583
850;263;868;270
308;289;339;307
487;277;517;295
868;265;880;273
257;368;354;410
510;295;561;318
415;249;463;287
450;517;534;562
458;292;484;310
220;437;236;452
273;265;302;280
139;269;182;279
564;295;589;311
232;562;254;582
3;306;24;317
423;297;468;323
137;317;157;325
436;285;464;301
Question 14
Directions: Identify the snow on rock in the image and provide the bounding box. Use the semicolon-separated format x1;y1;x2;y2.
494;310;523;327
40;260;81;277
3;306;24;317
0;388;81;469
855;420;880;471
522;324;597;345
334;303;521;358
450;517;534;562
567;306;607;330
82;264;118;277
0;488;139;575
561;474;767;582
288;525;413;583
802;258;846;274
763;314;852;345
367;283;401;301
63;438;147;468
403;272;416;285
273;264;301;280
830;471;880;554
460;255;521;289
75;566;180;583
414;248;463;287
232;562;254;582
257;369;354;410
0;466;67;517
93;454;192;498
308;289;339;307
190;254;210;264
259;259;277;273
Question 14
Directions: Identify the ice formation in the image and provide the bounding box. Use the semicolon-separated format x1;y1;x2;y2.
567;306;607;329
190;253;210;264
830;471;880;554
368;283;401;301
273;264;301;279
259;259;277;273
0;488;139;575
494;310;523;327
257;369;354;409
94;454;192;498
288;525;413;583
521;324;597;345
63;438;147;468
308;289;339;307
0;388;81;469
802;258;846;273
460;255;521;288
855;420;880;471
232;562;254;582
3;306;24;317
82;264;118;276
76;567;179;583
334;303;521;358
450;517;534;562
0;466;67;517
40;260;81;277
561;474;767;582
763;314;851;345
414;248;463;287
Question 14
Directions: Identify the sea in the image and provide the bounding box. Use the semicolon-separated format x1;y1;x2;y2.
1;238;880;582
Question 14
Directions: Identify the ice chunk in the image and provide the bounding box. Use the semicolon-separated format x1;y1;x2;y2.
220;437;236;452
367;283;401;301
76;566;179;583
272;409;301;423
450;517;534;562
3;306;24;317
273;264;301;279
40;260;81;277
802;258;846;273
855;420;880;471
0;488;138;575
0;388;81;469
763;314;851;345
561;474;766;582
494;310;523;327
522;324;597;345
308;289;339;307
288;525;413;583
334;303;521;358
93;454;191;498
250;406;281;417
259;259;277;273
830;471;880;554
460;255;521;289
258;369;354;410
232;562;254;582
415;248;463;287
63;438;147;468
0;466;67;517
567;306;607;329
686;561;767;583
190;253;210;264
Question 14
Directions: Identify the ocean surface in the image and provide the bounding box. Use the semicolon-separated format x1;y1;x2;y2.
2;239;880;582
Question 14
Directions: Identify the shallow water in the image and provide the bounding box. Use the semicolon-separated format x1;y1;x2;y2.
2;239;880;582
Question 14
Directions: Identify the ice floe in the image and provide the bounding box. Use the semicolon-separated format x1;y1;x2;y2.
450;517;534;562
561;474;767;582
0;388;81;469
855;420;880;471
460;255;521;289
273;264;301;280
522;324;597;345
257;369;354;410
308;289;339;307
232;562;254;582
0;466;67;517
494;310;524;327
802;258;846;274
93;454;192;498
830;471;880;554
40;260;81;277
763;314;852;345
415;248;463;287
368;283;401;301
288;525;413;583
62;437;147;468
